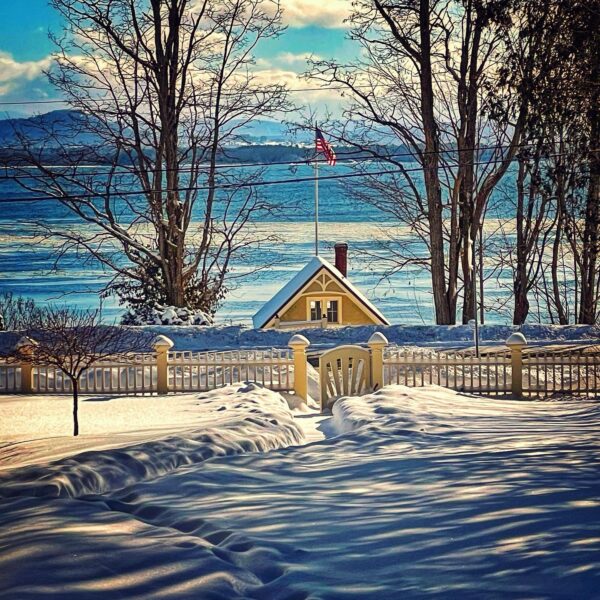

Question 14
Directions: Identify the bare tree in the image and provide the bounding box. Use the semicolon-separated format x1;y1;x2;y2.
308;0;534;324
0;293;41;331
494;147;555;324
12;307;151;436
11;0;289;319
494;0;600;325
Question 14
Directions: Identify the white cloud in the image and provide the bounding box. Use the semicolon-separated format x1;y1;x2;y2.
0;52;52;92
252;68;343;103
280;0;350;28
277;51;321;65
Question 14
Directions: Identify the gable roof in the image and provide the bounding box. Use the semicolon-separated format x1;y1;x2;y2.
252;256;389;329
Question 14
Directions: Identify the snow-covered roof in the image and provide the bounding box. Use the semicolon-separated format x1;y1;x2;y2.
252;256;389;329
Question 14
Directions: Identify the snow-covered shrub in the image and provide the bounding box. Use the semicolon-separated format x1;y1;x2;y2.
121;304;213;326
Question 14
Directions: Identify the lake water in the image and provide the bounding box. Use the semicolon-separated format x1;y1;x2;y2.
0;162;517;325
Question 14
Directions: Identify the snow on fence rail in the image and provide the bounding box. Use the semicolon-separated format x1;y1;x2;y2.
383;348;512;394
523;350;600;395
168;349;294;392
0;334;304;397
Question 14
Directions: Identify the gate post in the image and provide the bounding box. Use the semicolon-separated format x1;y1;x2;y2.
153;335;174;394
289;334;310;401
368;332;388;392
507;332;527;398
16;336;37;394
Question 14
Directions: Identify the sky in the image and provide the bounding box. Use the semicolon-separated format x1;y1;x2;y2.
0;0;357;118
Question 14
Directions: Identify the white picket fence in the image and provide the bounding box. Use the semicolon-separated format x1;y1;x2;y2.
168;349;294;392
383;348;512;394
382;346;600;396
0;346;295;395
1;332;599;398
523;350;600;395
34;354;157;394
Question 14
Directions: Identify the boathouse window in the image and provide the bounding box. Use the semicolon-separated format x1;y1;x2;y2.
327;300;339;323
310;300;322;321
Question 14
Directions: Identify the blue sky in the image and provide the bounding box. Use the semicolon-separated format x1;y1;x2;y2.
0;1;356;116
0;1;62;60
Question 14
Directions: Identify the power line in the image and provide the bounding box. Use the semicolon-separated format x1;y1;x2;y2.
0;151;594;205
0;82;594;108
0;84;377;107
0;141;583;181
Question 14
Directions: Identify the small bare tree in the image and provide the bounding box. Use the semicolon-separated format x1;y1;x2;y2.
12;307;150;436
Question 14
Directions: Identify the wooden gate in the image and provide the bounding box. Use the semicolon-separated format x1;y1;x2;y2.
319;345;372;412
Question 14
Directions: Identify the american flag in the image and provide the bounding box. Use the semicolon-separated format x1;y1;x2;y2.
315;127;336;166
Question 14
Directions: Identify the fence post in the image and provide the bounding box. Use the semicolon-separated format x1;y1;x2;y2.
506;332;527;398
368;332;388;391
289;334;310;401
16;336;38;394
153;335;174;394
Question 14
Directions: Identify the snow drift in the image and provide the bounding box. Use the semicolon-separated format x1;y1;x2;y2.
0;384;303;499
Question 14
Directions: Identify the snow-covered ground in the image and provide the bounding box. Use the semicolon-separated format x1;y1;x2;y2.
144;322;600;351
1;384;598;598
0;385;304;495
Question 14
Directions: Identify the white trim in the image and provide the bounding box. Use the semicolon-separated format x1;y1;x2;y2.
252;256;389;329
306;296;342;324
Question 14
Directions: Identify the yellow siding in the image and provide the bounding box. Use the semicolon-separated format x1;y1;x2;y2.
279;292;377;326
280;296;306;321
341;296;378;325
304;281;322;293
324;280;344;293
267;267;383;328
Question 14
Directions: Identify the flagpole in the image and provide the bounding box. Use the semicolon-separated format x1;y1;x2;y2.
315;157;319;256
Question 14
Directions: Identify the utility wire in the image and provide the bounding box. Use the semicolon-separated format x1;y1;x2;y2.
0;84;382;107
0;150;595;205
0;83;594;107
0;141;585;181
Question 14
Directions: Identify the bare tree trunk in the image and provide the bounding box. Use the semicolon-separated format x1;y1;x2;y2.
419;0;452;325
579;52;600;323
457;0;481;324
478;225;485;324
551;162;569;324
513;159;529;325
72;378;79;437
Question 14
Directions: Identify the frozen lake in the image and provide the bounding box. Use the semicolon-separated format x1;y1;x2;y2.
0;162;518;325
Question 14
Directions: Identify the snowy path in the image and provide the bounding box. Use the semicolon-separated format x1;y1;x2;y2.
293;412;335;443
1;387;599;598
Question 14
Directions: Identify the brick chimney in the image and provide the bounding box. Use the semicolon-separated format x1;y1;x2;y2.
334;242;348;277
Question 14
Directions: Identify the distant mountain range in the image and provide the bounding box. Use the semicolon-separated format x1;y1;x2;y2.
0;110;416;165
0;109;304;146
0;110;100;145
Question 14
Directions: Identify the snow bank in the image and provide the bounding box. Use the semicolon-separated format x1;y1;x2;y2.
0;384;303;499
1;322;599;355
139;322;600;351
1;386;599;598
332;384;600;444
331;384;504;435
